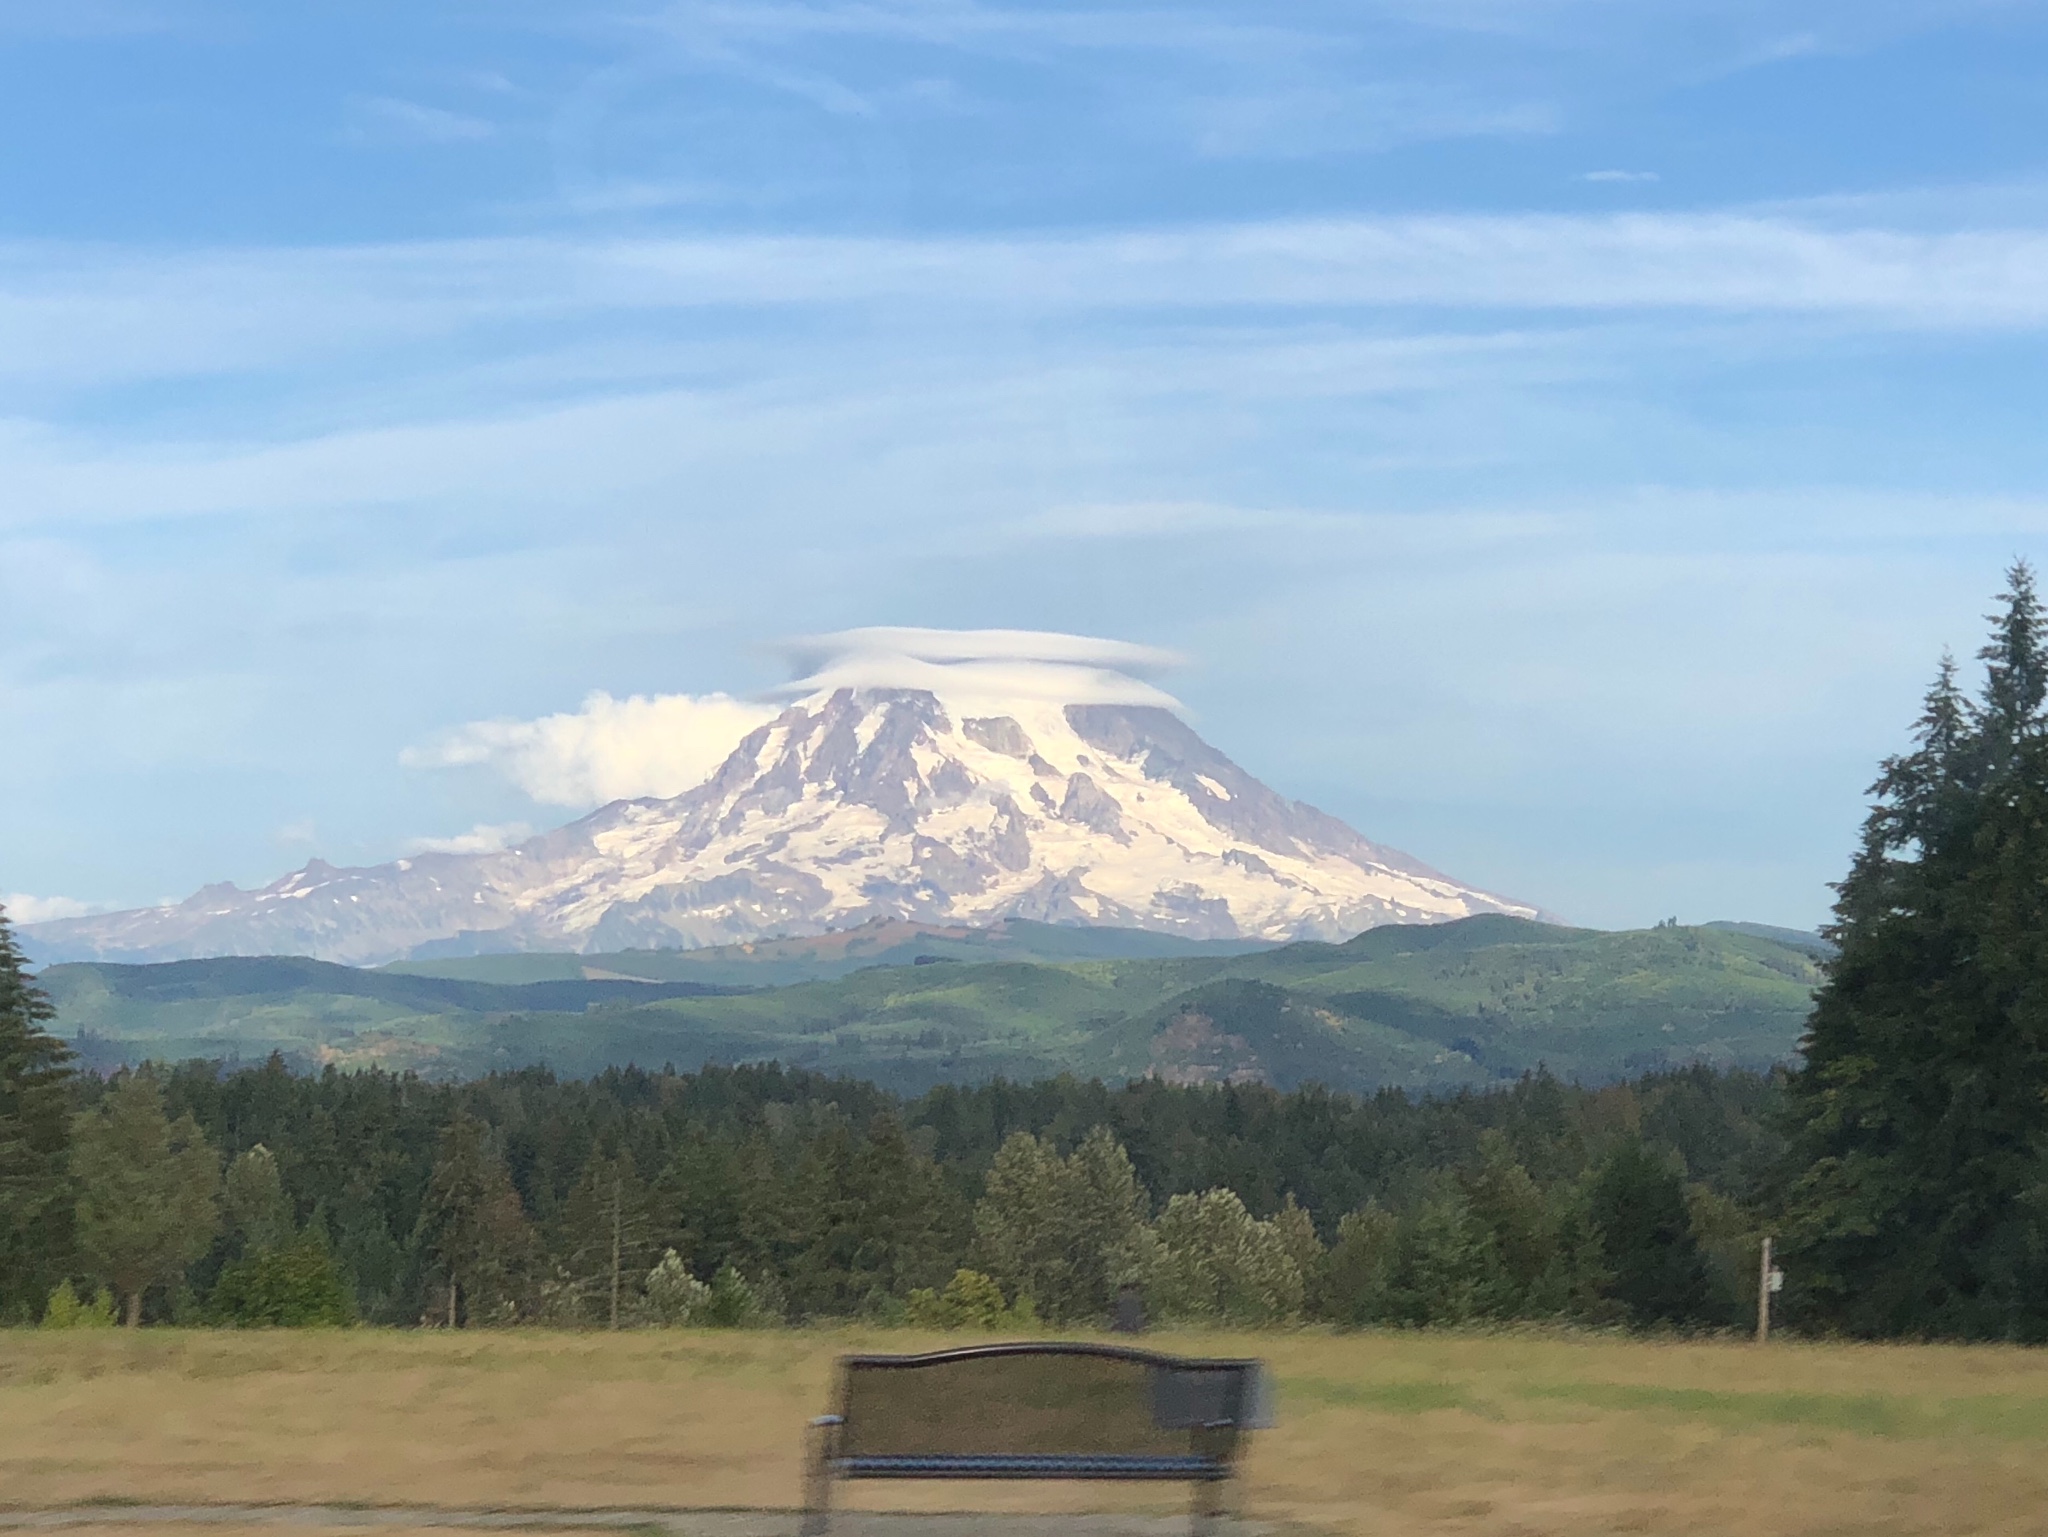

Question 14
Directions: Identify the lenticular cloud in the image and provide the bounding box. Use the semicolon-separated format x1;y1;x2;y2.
409;627;1185;806
774;626;1185;711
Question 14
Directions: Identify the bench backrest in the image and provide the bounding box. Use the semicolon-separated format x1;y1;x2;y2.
830;1343;1265;1463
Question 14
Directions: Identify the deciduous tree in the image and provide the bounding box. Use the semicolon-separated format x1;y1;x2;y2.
1144;1187;1304;1325
974;1125;1147;1321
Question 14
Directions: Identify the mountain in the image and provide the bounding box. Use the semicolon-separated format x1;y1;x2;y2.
41;915;1822;1092
24;689;1541;967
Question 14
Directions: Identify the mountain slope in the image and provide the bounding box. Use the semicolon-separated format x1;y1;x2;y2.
26;689;1540;966
40;916;1821;1091
383;917;1274;988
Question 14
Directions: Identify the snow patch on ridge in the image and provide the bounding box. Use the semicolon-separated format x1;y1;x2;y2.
26;684;1541;966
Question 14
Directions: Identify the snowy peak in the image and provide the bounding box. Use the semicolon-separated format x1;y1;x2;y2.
25;685;1540;966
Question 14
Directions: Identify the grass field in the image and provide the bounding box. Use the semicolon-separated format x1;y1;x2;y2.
6;1328;2048;1536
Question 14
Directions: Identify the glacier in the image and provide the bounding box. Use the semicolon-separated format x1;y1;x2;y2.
25;687;1540;966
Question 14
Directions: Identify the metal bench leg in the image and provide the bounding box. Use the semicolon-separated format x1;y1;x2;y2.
799;1468;832;1537
801;1416;841;1537
1190;1479;1226;1537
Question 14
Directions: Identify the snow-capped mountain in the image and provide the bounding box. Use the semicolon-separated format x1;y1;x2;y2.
25;688;1541;966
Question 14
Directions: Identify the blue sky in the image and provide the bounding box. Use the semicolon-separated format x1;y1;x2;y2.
6;0;2048;933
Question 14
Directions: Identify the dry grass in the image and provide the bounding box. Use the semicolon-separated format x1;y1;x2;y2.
15;1530;615;1537
6;1327;2048;1536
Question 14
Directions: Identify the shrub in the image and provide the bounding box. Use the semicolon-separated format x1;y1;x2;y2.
703;1263;769;1327
41;1280;116;1329
905;1267;1023;1329
645;1249;712;1326
210;1233;355;1327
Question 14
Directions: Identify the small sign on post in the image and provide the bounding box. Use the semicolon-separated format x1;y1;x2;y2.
1756;1235;1778;1343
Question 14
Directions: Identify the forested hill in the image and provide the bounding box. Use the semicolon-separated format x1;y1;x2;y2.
41;915;1824;1093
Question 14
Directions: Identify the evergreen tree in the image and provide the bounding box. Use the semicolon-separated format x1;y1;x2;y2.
547;1149;657;1327
1457;1129;1557;1317
415;1113;534;1326
1587;1139;1714;1328
1321;1203;1398;1325
0;905;73;1320
1390;1181;1498;1326
72;1072;220;1325
974;1125;1147;1321
778;1115;962;1317
1786;564;2048;1338
222;1145;293;1256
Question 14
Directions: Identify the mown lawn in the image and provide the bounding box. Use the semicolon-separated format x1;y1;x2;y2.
4;1326;2048;1536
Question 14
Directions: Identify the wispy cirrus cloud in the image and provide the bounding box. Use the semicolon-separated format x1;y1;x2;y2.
9;206;2048;404
344;96;497;145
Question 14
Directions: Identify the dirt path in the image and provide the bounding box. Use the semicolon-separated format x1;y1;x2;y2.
0;1510;1263;1537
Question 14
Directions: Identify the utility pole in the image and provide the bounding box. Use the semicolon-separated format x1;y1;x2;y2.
1756;1235;1781;1343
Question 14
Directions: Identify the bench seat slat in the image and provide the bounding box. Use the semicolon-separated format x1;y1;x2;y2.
834;1454;1229;1481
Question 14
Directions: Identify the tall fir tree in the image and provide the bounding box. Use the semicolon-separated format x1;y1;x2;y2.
1586;1140;1714;1328
1786;563;2048;1338
72;1071;221;1325
0;905;74;1320
547;1149;657;1327
414;1113;534;1326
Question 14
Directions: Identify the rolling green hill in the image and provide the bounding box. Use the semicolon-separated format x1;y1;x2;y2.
39;917;1825;1092
381;916;1273;987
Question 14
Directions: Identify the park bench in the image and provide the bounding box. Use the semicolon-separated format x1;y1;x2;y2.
801;1341;1269;1537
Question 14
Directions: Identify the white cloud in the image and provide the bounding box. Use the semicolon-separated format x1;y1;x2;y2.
3;893;95;924
345;97;496;145
404;691;779;806
404;630;1185;808
404;821;536;856
774;626;1185;710
15;205;2048;408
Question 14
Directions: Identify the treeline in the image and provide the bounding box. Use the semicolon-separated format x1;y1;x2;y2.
0;947;1785;1331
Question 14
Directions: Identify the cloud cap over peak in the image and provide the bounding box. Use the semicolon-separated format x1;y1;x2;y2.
775;626;1185;710
403;627;1185;811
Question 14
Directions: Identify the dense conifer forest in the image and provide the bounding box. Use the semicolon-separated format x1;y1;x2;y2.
18;1047;1784;1331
